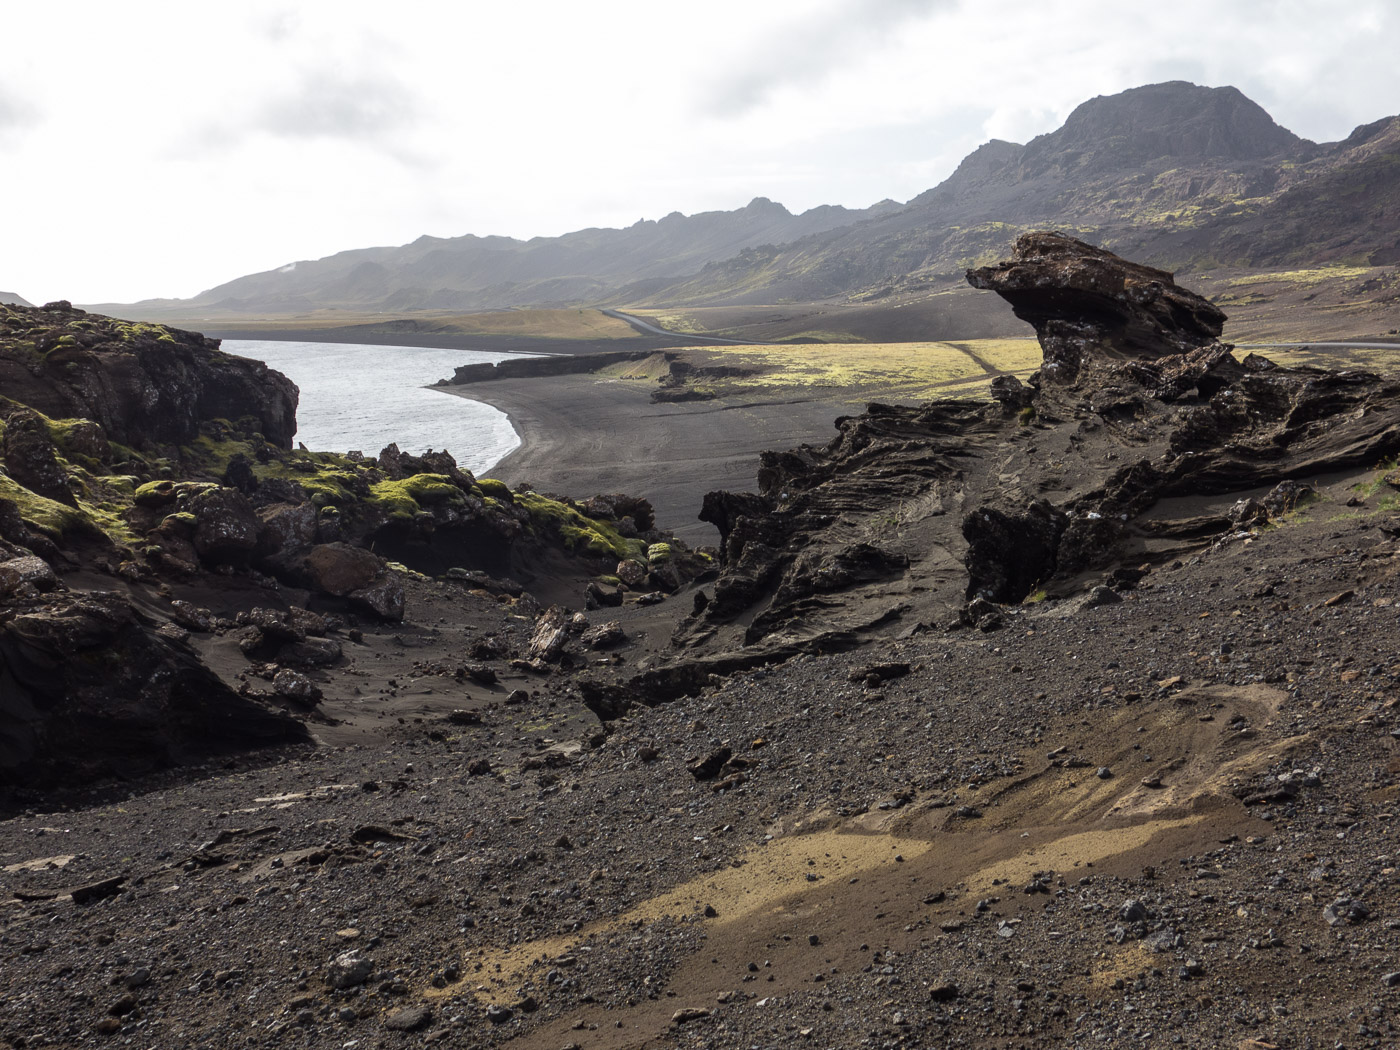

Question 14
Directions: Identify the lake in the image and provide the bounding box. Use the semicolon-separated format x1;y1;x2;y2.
224;340;536;475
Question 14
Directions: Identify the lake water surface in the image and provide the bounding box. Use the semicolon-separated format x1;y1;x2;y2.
225;340;536;475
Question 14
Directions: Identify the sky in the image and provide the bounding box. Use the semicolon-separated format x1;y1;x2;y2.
3;0;1397;305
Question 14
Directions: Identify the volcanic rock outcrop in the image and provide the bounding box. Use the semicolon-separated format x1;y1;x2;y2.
658;232;1400;690
0;301;297;449
0;302;711;784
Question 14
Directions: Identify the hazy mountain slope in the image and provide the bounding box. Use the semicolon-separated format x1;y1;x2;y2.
95;82;1398;323
105;198;897;318
0;292;34;308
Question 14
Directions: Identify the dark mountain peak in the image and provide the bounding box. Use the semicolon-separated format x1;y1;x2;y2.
1020;82;1303;175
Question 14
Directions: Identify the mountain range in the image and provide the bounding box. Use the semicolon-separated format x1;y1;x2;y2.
97;82;1400;322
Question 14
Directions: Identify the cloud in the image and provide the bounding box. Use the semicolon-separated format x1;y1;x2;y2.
0;86;37;136
255;68;418;141
703;0;952;116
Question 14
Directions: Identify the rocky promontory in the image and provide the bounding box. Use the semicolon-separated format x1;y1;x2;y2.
651;232;1400;687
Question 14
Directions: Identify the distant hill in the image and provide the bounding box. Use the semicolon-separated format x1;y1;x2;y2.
95;82;1400;324
0;292;34;308
99;197;899;319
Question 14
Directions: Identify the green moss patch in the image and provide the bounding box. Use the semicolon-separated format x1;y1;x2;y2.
0;474;91;541
518;492;645;561
475;477;514;503
369;473;467;521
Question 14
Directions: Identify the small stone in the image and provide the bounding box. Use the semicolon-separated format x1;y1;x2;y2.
671;1007;712;1025
1096;767;1113;779
808;933;821;946
326;950;373;989
272;668;322;705
486;1004;514;1024
1323;897;1370;926
123;968;151;989
1119;899;1148;922
687;747;732;781
384;1005;433;1032
107;994;137;1017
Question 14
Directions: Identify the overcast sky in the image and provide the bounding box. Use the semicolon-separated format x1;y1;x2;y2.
3;0;1397;304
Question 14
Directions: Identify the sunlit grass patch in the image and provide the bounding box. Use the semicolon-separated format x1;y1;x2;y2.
1230;267;1373;287
686;339;1043;400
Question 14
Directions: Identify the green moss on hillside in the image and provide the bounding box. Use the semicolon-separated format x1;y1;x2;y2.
369;474;467;521
518;492;646;561
0;474;90;541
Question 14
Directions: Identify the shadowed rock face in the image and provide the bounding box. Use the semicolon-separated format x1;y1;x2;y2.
0;592;309;786
649;233;1400;698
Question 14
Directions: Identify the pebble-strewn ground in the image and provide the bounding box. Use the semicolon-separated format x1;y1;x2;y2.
4;483;1400;1050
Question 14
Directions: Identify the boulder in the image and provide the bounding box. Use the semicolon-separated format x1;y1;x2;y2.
257;506;320;562
304;542;382;596
580;621;626;650
188;487;260;565
300;543;404;620
0;554;58;596
1;407;75;506
272;668;322;705
348;574;405;622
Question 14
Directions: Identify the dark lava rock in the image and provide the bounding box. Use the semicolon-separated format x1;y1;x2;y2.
0;302;297;450
0;554;58;597
648;233;1400;701
966;231;1225;380
1;406;76;506
301;543;404;621
580;621;627;650
0;592;308;785
687;747;733;781
188;487;260;566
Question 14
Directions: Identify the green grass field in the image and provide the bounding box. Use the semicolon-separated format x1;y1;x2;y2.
676;339;1043;402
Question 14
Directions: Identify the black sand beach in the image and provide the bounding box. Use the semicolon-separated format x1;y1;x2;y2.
442;375;855;545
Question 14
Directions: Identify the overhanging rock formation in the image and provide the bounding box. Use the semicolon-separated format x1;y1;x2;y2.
641;232;1400;701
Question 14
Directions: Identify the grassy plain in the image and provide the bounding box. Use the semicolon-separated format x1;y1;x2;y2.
603;339;1045;404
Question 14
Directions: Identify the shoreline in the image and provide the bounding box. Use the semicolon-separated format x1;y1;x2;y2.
440;375;860;546
192;324;721;357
